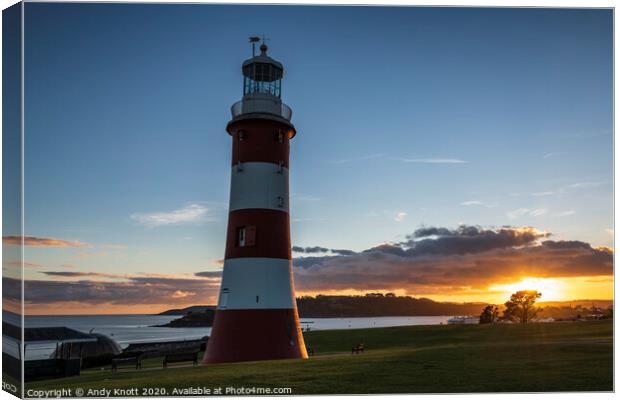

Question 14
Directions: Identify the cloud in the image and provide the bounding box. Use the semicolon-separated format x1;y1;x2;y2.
506;208;548;219
210;259;224;267
394;212;407;222
531;191;554;197
130;204;209;227
194;271;223;279
328;154;385;164
331;249;356;256
292;246;330;254
8;273;221;307
291;226;612;294
565;181;607;189
527;181;609;199
460;200;497;208
172;290;195;298
461;200;484;206
529;209;548;217
506;208;530;219
3;236;90;247
394;158;468;164
4;260;44;268
39;271;124;279
293;247;357;256
552;210;576;218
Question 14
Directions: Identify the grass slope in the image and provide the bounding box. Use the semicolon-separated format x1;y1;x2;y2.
25;321;613;395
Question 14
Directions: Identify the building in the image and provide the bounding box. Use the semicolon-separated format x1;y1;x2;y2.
203;42;307;363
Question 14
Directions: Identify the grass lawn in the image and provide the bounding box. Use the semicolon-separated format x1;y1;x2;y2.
23;320;612;395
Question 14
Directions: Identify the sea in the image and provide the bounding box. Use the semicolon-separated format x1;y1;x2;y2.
3;313;453;360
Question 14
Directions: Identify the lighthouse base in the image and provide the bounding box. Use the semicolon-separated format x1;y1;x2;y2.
203;308;308;364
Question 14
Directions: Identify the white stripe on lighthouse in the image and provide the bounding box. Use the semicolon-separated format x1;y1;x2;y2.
229;162;289;212
217;258;295;310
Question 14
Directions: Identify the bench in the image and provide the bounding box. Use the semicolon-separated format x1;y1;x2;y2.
163;351;199;368
111;355;142;372
351;344;364;354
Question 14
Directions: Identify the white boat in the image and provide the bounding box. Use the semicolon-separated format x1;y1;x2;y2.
447;316;479;325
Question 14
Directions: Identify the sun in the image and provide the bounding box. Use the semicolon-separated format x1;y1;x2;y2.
489;277;565;302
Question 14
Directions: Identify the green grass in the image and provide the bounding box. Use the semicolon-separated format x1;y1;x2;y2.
24;321;613;395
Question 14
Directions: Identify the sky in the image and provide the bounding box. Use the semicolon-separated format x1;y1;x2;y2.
2;4;613;314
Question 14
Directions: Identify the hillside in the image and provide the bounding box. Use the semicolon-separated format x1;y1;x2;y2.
157;305;215;316
156;294;491;327
296;294;488;317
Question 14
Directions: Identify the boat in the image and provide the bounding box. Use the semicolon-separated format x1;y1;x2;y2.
447;316;479;325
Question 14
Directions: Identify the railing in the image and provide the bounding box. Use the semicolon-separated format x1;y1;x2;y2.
230;101;243;117
280;103;292;120
230;99;292;121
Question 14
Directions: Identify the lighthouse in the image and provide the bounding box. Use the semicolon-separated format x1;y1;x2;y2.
203;42;308;363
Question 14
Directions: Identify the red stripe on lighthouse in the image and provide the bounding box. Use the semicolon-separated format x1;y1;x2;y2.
231;120;290;168
225;209;291;260
204;308;307;363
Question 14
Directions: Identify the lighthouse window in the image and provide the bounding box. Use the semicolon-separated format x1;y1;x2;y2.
237;225;256;247
238;130;246;141
237;227;246;247
242;62;283;98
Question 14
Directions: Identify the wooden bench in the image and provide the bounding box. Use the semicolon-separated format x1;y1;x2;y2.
111;355;142;372
163;351;199;368
351;344;364;354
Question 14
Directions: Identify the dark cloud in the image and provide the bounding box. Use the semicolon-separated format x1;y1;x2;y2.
293;226;612;294
293;246;357;256
6;275;220;307
3;236;90;247
194;271;223;279
292;246;330;253
40;271;121;278
399;226;549;256
331;249;356;256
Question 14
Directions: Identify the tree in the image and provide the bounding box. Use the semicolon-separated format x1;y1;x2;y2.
479;305;499;324
503;290;542;323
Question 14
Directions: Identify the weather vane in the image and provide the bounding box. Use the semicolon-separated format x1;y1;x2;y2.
249;35;270;56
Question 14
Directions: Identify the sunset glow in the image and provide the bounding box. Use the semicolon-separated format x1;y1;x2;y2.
489;278;565;302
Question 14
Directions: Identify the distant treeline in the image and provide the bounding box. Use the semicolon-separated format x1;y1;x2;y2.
155;296;614;327
296;294;488;317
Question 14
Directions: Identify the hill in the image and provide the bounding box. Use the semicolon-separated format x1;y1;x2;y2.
156;294;490;327
157;305;215;316
296;294;488;317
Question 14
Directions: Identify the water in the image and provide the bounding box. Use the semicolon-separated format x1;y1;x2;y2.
4;314;452;360
25;314;209;346
299;316;452;331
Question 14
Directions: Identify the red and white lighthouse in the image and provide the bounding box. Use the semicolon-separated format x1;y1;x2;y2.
203;43;308;363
